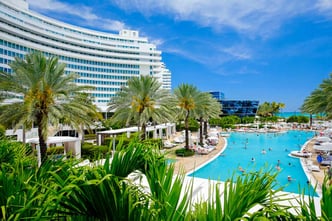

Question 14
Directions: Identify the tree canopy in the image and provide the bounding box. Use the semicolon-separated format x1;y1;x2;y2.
301;73;332;118
0;51;100;164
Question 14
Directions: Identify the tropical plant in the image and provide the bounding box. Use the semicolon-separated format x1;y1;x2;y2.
257;102;285;117
0;51;100;165
173;84;206;149
108;75;175;140
1;137;330;220
301;73;332;119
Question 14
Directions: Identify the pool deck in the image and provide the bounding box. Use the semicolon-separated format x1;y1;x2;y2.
171;136;226;175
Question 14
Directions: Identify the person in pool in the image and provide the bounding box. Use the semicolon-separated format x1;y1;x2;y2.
287;175;296;182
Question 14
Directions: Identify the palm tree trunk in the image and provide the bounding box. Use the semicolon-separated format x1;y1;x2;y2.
309;114;313;128
22;126;26;144
141;122;146;140
204;120;208;139
199;117;203;145
37;120;47;165
185;111;189;149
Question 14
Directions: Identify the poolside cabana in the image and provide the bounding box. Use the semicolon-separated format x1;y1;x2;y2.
96;123;176;146
27;136;81;167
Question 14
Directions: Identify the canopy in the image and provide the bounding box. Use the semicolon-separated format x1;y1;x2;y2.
315;136;331;142
313;143;332;152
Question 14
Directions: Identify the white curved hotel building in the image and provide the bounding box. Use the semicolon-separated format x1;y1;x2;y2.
0;0;172;112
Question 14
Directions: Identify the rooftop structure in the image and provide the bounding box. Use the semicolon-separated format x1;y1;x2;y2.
0;0;171;112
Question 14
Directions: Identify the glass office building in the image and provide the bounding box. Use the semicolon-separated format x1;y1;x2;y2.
209;91;259;117
220;100;259;117
0;0;171;112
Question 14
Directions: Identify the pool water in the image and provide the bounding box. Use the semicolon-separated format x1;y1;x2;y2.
188;130;317;196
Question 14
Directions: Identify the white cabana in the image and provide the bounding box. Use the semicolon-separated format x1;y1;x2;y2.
96;123;176;145
27;136;81;167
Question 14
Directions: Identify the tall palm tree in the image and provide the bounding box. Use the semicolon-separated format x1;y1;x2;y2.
195;93;221;144
108;75;174;140
173;84;205;149
0;51;99;164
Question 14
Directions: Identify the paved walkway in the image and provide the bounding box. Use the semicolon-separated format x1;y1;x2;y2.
172;137;225;174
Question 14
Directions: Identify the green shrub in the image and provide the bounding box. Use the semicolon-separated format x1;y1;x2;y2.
142;138;163;149
47;146;64;155
176;118;199;132
175;148;195;157
0;124;5;138
81;143;110;160
287;115;309;123
84;134;96;140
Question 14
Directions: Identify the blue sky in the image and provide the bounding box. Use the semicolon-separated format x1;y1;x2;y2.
27;0;332;112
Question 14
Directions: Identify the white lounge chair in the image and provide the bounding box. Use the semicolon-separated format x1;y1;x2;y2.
164;140;176;148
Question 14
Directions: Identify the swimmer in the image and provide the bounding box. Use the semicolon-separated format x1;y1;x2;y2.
239;166;245;173
276;166;281;171
268;147;272;151
277;160;280;166
287;175;296;182
251;157;255;162
261;149;266;154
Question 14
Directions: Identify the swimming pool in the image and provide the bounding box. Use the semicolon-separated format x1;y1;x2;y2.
188;130;317;195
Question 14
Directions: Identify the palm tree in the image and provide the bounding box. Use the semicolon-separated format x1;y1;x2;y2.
173;84;205;149
195;93;221;144
301;73;332;119
108;75;174;140
257;101;285;117
0;51;99;164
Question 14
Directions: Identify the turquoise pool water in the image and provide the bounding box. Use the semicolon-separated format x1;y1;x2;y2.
188;130;317;196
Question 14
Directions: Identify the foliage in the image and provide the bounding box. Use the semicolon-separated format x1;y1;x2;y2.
259;116;280;123
102;119;126;130
301;73;332;118
209;116;241;128
241;116;255;124
46;146;64;155
176;118;200;132
188;168;285;220
257;102;285;117
108;75;175;140
0;124;5;138
286;115;309;123
0;139;34;166
1;137;331;220
81;143;111;160
0;51;100;164
175;148;195;157
141;138;163;149
103;133;137;147
173;85;218;149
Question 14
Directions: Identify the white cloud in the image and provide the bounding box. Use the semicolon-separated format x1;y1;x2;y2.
111;0;322;38
222;46;252;60
27;0;126;31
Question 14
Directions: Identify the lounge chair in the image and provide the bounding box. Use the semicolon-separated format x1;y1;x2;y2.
164;140;176;148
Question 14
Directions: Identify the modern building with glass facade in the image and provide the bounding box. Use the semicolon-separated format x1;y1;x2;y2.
209;91;259;117
0;0;171;112
220;100;259;117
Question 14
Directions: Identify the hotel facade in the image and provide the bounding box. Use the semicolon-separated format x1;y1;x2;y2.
0;0;171;112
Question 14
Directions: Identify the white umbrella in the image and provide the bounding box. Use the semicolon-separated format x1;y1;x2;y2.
316;136;331;142
313;143;332;152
